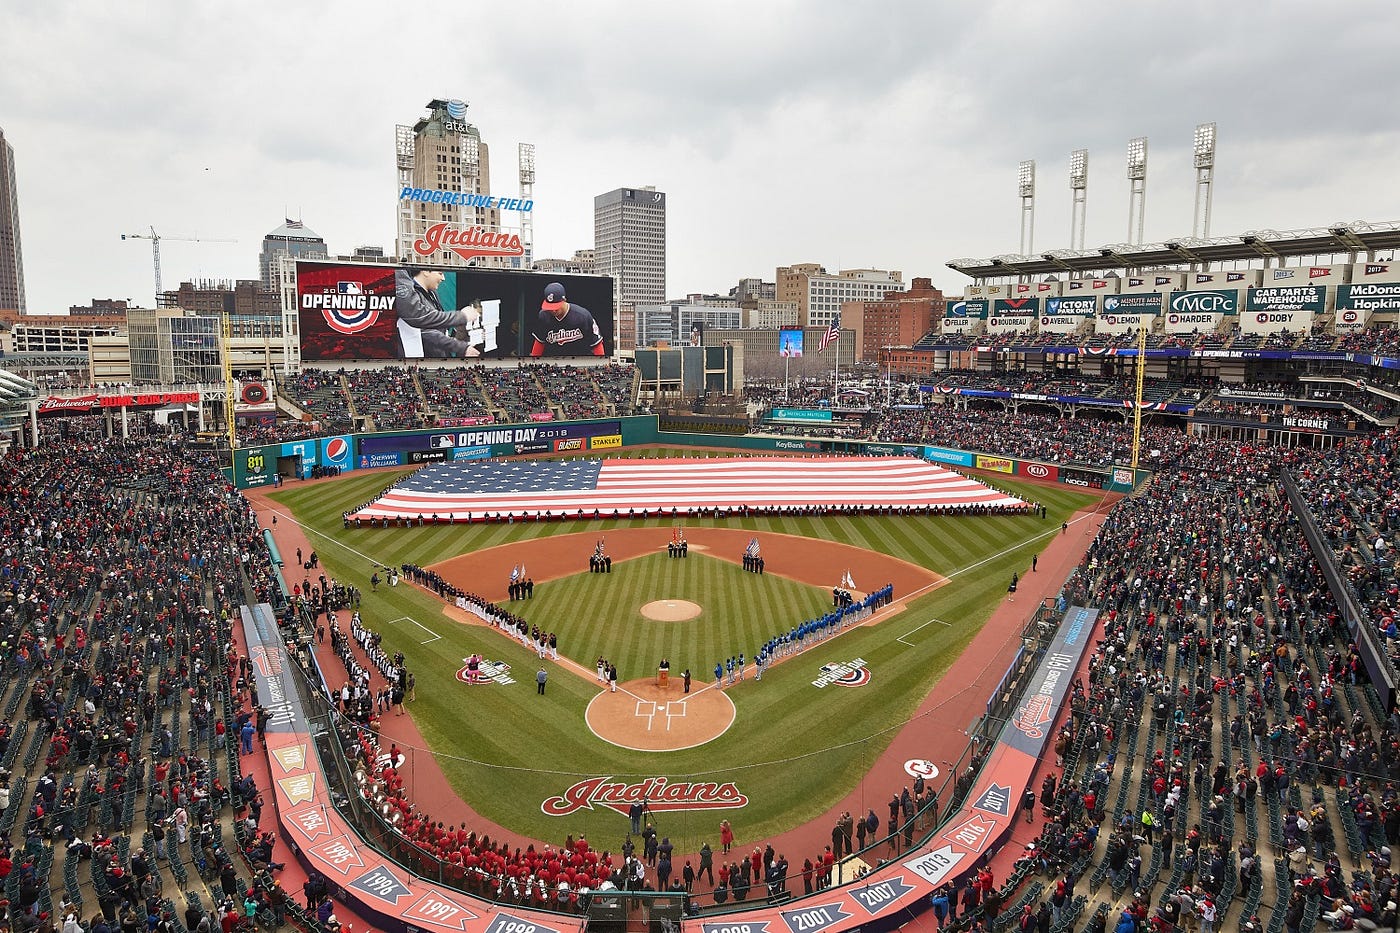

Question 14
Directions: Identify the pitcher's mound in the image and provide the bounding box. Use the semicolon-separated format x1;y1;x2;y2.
586;681;736;751
641;599;702;621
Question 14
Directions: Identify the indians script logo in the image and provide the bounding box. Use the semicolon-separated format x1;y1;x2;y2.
1012;694;1054;739
813;659;871;689
245;451;266;475
541;777;748;817
414;222;524;262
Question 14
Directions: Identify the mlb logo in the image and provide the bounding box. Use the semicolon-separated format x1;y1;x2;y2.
337;281;364;295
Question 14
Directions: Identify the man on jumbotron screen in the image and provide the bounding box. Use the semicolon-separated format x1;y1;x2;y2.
530;282;605;357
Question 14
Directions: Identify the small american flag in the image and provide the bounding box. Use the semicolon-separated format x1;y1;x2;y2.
819;313;841;353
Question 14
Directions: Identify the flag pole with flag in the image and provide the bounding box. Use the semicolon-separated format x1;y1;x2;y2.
820;312;841;404
509;563;521;583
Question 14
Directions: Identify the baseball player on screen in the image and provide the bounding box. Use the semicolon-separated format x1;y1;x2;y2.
530;282;605;357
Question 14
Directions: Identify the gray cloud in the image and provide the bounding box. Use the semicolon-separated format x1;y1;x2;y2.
3;0;1400;313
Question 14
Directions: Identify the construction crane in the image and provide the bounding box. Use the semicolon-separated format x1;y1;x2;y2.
121;227;236;300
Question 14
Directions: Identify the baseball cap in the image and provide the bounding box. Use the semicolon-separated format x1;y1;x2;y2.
542;283;567;311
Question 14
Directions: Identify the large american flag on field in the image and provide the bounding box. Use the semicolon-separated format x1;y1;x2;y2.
347;456;1027;521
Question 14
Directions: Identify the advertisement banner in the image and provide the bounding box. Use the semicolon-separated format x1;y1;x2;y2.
947;299;989;319
37;394;101;414
1337;282;1400;312
453;446;493;461
1017;461;1059;482
590;434;623;450
1044;296;1097;316
993;298;1040;315
771;408;834;422
924;447;975;467
528;412;556;422
1168;289;1238;315
237;445;277;488
319;435;354;472
975;455;1013;473
1246;285;1325;313
297;260;614;361
358;452;404;469
437;415;495;427
357;421;623;458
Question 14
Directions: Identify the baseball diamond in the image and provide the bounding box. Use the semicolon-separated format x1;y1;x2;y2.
262;449;1100;856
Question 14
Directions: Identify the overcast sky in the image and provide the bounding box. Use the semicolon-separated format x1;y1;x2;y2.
5;0;1400;313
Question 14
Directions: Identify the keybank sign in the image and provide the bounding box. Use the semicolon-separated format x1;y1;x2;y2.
1169;290;1238;314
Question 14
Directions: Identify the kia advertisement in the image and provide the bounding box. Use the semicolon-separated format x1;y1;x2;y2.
296;261;614;362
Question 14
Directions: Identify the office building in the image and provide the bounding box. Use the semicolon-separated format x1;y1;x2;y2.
396;99;514;268
0;126;25;312
776;264;903;328
259;220;327;290
594;186;666;306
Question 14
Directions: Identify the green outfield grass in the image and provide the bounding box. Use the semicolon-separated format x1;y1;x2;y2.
267;452;1097;851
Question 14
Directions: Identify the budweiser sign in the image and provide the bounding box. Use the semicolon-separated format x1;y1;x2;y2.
541;776;748;817
39;394;101;413
413;222;524;262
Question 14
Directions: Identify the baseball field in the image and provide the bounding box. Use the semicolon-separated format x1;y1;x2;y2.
265;449;1099;852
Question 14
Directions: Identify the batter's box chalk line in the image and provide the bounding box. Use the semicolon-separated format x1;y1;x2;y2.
386;616;442;644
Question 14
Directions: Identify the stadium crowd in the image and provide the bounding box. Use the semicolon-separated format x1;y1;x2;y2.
5;359;1400;933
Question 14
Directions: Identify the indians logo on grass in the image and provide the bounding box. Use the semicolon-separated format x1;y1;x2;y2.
541;777;748;817
455;659;515;686
812;658;870;689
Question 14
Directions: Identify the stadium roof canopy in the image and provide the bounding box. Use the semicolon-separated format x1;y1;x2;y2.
947;220;1400;281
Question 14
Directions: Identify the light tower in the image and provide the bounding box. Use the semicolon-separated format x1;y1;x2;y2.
1069;148;1089;251
1126;137;1148;246
518;143;535;268
1017;160;1036;256
1192;122;1217;240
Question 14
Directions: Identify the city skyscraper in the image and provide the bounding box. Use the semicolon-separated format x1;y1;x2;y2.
0;126;26;312
594;186;666;306
396;99;531;269
259;219;328;290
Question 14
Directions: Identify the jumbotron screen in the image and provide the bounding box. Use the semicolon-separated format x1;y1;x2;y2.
296;261;615;361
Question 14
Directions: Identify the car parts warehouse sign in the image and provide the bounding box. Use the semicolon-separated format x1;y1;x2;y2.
1246;285;1325;312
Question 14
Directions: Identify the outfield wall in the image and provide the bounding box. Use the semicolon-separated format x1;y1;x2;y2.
232;415;1137;493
